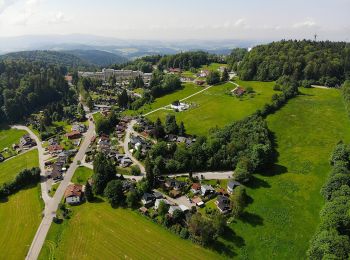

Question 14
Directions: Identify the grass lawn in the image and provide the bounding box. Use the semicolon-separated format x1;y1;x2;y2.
71;166;93;184
0;187;43;260
228;87;350;259
39;200;223;260
201;63;227;72
0;149;39;185
147;80;276;136
0;126;26;151
49;182;60;197
124;82;203;116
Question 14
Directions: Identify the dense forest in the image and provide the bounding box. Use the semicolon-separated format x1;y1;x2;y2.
64;49;128;67
0;60;76;122
0;50;96;71
238;40;350;87
158;51;222;70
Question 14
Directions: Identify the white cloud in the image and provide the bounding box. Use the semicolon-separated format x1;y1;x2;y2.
48;11;70;24
234;18;246;27
0;0;17;14
293;18;317;28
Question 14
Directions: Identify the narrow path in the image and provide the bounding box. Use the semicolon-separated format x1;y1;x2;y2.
25;115;95;260
143;84;214;116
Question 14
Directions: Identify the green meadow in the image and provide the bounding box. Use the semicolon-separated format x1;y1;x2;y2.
147;80;276;136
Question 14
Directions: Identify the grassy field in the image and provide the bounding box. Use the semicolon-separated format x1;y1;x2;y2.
124;82;203;116
227;87;350;259
39;200;223;260
0;187;42;260
147;80;276;136
0;149;39;185
71;166;93;184
200;63;227;71
0;126;26;151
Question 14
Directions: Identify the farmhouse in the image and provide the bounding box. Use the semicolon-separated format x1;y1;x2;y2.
231;86;246;97
64;184;83;205
227;180;241;194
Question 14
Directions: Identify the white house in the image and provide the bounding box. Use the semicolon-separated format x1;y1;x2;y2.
154;198;171;210
64;184;83;205
168;205;182;216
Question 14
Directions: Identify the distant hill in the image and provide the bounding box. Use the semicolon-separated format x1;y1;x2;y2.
0;50;94;70
63;49;128;66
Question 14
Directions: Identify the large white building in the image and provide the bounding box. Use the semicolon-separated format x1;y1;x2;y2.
78;68;151;82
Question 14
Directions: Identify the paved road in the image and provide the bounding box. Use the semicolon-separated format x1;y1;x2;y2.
12;125;51;204
25;116;95;260
123;119;146;174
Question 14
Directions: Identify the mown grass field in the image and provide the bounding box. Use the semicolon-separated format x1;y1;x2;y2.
71;166;93;184
0;187;42;260
0;149;39;185
0;126;26;151
124;82;203;116
39;200;223;260
226;87;350;259
147;80;276;136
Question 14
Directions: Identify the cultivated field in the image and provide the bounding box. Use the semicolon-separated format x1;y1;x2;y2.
228;87;350;259
0;149;39;184
0;187;42;260
0;126;26;151
147;80;276;136
39;200;223;260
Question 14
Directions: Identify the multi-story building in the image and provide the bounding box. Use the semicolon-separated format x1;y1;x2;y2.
78;68;146;82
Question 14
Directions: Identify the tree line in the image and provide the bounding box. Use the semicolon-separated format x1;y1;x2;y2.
307;142;350;259
238;40;350;87
0;168;41;200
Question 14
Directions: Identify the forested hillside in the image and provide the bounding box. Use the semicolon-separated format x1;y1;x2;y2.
238;40;350;87
0;50;95;71
158;51;221;70
0;60;76;122
64;49;128;66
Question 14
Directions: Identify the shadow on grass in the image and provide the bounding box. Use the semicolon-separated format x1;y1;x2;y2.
245;175;271;189
90;197;105;204
240;211;264;227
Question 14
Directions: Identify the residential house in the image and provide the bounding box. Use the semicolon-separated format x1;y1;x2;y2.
173;181;186;191
120;156;132;167
153;191;163;199
64;184;83;205
201;184;215;196
142;193;156;207
192;196;204;207
227;180;241;194
65;131;82;140
216;195;231;214
20;134;35;148
165;179;177;189
191;183;201;194
72;124;86;133
168;68;182;74
50;163;63;181
48;144;63;155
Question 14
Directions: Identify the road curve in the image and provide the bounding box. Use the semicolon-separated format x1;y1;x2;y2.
11;125;51;204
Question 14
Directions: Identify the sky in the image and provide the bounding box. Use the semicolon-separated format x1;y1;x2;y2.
0;0;349;41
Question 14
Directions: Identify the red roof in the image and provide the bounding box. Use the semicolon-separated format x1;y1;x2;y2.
48;144;63;152
191;183;201;190
65;131;81;138
64;184;83;198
